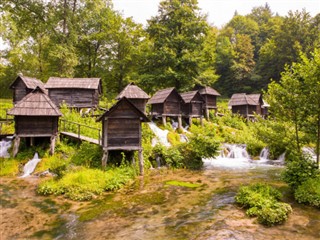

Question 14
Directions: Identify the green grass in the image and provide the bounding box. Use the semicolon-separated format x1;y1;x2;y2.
0;99;13;119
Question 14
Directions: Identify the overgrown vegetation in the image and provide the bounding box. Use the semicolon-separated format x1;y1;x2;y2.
235;183;292;226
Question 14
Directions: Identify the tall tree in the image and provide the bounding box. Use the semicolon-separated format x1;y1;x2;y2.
141;0;209;92
267;49;320;167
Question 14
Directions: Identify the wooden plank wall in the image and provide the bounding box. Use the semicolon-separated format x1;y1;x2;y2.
13;80;29;103
106;118;140;148
16;116;58;136
204;95;217;108
49;89;99;108
129;99;147;113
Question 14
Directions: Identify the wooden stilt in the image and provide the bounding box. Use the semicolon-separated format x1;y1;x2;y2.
30;137;34;146
178;115;182;130
138;149;144;176
102;151;108;170
162;116;167;126
50;135;56;155
205;108;209;120
200;116;203;126
189;117;192;126
13;136;20;157
132;152;136;166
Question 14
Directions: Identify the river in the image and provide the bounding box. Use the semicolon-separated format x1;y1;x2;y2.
1;159;319;240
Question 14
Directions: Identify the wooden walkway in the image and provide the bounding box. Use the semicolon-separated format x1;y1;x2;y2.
60;131;100;145
59;119;101;145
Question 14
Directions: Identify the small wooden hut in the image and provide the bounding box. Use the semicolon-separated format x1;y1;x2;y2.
228;93;267;119
180;91;204;125
97;97;149;175
193;85;221;119
7;87;62;156
9;75;46;104
115;83;150;113
45;77;102;109
147;88;183;128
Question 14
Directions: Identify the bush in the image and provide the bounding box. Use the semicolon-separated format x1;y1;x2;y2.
235;183;292;226
294;176;320;207
282;155;319;188
151;144;184;168
71;142;103;168
0;159;19;176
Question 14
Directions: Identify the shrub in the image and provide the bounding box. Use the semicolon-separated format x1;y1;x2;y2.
151;144;183;168
235;183;292;226
0;159;19;176
71;142;103;168
294;176;320;207
167;131;180;145
282;155;319;188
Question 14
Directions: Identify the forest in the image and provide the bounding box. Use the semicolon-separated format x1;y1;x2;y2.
1;0;319;98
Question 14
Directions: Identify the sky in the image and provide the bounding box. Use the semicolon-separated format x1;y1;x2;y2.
112;0;320;27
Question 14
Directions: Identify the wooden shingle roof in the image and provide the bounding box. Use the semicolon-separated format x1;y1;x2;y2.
45;77;101;90
228;93;259;106
97;97;149;122
180;91;204;103
198;86;221;96
8;87;62;116
148;88;181;104
116;83;150;100
10;75;46;91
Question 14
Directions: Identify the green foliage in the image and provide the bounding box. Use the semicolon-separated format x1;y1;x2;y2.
235;183;292;226
0;159;19;176
60;104;102;140
71;142;103;168
167;131;181;146
294;176;320;207
37;166;136;201
282;156;319;188
36;155;70;179
151;144;184;169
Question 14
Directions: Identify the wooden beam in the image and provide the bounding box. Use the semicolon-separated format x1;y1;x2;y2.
50;135;56;155
13;136;20;157
139;149;144;176
102;151;108;170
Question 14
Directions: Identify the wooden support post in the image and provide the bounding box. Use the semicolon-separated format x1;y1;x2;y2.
189;117;192;126
200;116;203;126
13;136;20;157
102;151;108;170
132;152;136;166
162;116;167;126
178;115;182;130
30;137;34;146
138;149;144;176
205;108;209;120
50;135;56;155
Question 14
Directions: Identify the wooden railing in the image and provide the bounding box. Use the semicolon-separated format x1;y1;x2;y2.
59;119;101;145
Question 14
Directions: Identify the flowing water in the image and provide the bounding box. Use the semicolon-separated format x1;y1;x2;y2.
1;165;319;240
1;129;319;239
0;139;12;158
20;152;42;178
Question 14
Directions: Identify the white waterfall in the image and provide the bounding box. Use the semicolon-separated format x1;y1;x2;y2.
203;144;285;168
302;147;317;162
148;122;171;147
0;140;11;158
259;147;270;161
20;152;41;178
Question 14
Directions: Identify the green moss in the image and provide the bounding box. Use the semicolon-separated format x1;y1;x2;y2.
131;191;166;205
165;180;202;188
